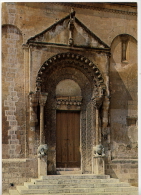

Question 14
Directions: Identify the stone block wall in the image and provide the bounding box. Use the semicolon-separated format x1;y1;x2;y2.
105;159;138;187
2;158;38;192
2;2;138;192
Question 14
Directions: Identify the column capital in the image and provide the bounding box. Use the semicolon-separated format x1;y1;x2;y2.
39;93;48;106
22;44;29;49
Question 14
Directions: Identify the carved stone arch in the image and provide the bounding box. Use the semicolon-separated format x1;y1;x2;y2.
110;33;137;47
2;24;22;36
111;33;137;65
36;52;106;105
34;52;109;174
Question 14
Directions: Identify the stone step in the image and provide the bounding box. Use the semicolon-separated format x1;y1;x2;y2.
40;174;110;180
16;185;138;194
4;192;139;195
5;174;138;195
9;190;20;195
57;171;82;175
24;182;130;189
31;178;120;184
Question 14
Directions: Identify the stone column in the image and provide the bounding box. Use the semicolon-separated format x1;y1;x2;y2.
28;93;38;155
39;93;48;144
95;108;99;146
92;97;105;175
23;44;30;157
102;97;111;161
94;97;103;145
38;92;48;177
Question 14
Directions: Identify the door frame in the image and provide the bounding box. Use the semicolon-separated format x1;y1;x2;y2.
56;110;81;169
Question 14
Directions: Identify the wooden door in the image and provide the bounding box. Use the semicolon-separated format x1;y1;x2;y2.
56;111;80;168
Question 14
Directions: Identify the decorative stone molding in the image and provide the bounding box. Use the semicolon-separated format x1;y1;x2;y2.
35;52;108;174
56;96;82;110
53;2;137;16
36;52;105;94
27;11;110;50
91;85;105;109
68;8;75;46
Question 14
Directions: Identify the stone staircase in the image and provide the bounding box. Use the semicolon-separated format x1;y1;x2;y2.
3;174;138;195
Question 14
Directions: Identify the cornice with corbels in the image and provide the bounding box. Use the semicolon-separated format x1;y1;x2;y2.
52;3;137;16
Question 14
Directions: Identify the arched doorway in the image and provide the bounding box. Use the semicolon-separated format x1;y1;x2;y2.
35;52;106;174
56;79;81;168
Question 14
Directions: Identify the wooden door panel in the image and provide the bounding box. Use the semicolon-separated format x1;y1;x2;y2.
56;112;67;165
56;111;80;168
74;112;80;163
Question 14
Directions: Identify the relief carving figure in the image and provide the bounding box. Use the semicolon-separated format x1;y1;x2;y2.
93;144;105;157
37;144;48;158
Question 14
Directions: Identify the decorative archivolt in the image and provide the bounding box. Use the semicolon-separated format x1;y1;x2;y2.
36;52;106;109
36;52;104;88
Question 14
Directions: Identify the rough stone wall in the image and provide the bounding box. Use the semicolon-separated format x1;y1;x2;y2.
2;159;38;192
105;159;138;187
2;17;25;159
110;35;137;159
2;2;137;192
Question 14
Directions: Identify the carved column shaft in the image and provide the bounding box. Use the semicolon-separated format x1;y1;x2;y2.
102;97;110;139
39;93;48;145
96;108;99;145
93;95;103;146
38;93;48;177
40;104;44;144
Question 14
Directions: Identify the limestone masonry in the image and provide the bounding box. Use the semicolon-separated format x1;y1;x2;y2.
2;2;138;194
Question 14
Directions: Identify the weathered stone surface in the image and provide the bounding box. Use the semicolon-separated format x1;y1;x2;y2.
2;2;137;193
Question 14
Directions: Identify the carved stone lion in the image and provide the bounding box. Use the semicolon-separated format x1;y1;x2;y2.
93;144;105;157
37;144;48;158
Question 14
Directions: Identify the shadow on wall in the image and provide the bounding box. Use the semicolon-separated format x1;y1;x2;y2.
109;33;137;158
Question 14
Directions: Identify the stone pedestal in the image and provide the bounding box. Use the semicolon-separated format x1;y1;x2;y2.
92;156;105;175
38;156;48;176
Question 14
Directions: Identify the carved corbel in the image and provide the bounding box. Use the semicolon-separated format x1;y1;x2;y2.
39;93;48;107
